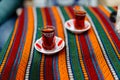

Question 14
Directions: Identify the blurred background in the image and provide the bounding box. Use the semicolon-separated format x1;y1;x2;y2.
24;0;120;7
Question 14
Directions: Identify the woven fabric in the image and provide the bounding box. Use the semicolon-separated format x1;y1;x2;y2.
0;6;120;80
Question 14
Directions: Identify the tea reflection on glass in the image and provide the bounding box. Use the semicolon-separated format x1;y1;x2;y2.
41;26;55;50
74;8;86;29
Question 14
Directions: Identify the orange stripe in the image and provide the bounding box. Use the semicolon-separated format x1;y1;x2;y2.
89;7;114;79
0;19;19;73
16;7;34;80
64;7;73;19
64;7;88;79
99;6;117;25
98;5;110;17
39;8;45;80
98;6;120;58
40;54;45;80
51;6;69;80
91;7;120;59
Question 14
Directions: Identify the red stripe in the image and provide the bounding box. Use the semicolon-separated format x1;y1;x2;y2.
1;10;25;80
44;8;54;80
79;35;99;79
67;22;71;27
58;40;63;46
92;7;120;51
10;49;21;80
44;8;52;26
67;6;99;79
67;6;74;18
36;43;42;49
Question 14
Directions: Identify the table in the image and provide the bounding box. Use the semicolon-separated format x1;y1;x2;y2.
0;6;120;80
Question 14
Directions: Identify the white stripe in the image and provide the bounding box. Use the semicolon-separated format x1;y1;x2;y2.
104;6;112;13
57;7;74;80
81;7;119;80
25;7;37;80
104;6;120;39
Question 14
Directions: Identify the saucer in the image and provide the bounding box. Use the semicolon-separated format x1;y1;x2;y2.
34;36;65;55
64;19;91;34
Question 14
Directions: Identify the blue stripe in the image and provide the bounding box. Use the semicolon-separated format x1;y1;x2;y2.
85;34;104;79
48;8;56;27
52;55;60;80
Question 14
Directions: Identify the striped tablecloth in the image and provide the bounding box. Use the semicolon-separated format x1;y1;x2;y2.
0;6;120;80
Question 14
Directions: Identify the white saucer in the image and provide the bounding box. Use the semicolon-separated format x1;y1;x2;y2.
34;36;65;55
64;19;91;34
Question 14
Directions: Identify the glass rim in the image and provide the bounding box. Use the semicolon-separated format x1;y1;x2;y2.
41;25;55;32
73;8;86;14
38;25;55;30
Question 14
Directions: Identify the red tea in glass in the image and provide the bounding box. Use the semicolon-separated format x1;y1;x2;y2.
74;9;86;29
42;27;55;50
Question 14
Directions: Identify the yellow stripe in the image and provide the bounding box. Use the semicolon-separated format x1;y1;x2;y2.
89;7;114;80
75;36;89;80
64;7;88;79
16;7;34;80
51;6;69;80
40;54;45;80
0;19;19;73
39;8;45;80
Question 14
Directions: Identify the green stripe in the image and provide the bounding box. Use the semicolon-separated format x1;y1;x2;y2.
60;6;84;80
107;7;115;12
84;7;120;77
0;30;13;64
30;8;43;80
107;6;120;39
